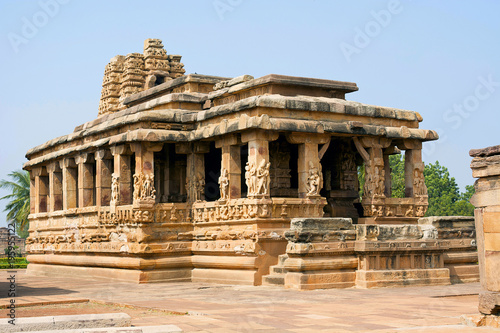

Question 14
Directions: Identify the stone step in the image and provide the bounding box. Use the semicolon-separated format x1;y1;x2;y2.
270;266;287;274
277;254;288;265
262;274;285;286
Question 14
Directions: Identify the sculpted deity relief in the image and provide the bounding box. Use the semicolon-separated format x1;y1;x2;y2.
111;173;119;204
245;160;272;197
245;162;256;195
307;161;323;196
363;163;385;200
256;160;271;196
186;173;205;202
413;168;428;196
218;168;229;200
133;173;156;201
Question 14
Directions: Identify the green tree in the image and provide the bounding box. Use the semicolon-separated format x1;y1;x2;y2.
0;170;30;238
423;161;474;217
389;154;405;198
357;157;475;216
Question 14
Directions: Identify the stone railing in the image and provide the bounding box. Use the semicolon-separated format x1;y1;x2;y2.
191;197;326;223
362;196;428;218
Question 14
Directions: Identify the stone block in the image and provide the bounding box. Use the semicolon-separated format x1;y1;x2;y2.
191;268;258;285
0;313;131;333
483;211;500;233
355;268;450;288
285;271;356;290
479;291;500;315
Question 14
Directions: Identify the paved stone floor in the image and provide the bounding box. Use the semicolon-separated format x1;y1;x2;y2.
0;270;496;332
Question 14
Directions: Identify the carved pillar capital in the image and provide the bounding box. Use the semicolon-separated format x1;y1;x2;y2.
46;161;62;173
241;129;279;144
75;153;95;165
95;149;113;161
110;145;132;156
286;133;330;145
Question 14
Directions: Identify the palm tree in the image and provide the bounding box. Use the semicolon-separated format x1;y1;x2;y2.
0;170;30;238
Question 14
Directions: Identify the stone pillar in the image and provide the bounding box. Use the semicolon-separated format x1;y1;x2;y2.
32;167;49;213
354;137;392;201
75;153;95;207
398;140;424;198
470;145;500;318
287;133;330;198
216;134;241;199
131;143;163;206
29;172;36;214
242;130;277;199
95;150;113;207
176;142;209;202
47;162;63;212
383;154;392;198
60;158;78;210
110;145;133;206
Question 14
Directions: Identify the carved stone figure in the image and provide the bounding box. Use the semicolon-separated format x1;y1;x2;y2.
133;173;156;201
413;168;428;196
363;163;385;199
307;161;323;196
256;160;271;196
111;173;119;204
133;173;142;201
405;205;414;217
416;205;425;217
245;161;257;195
218;168;229;200
195;173;205;201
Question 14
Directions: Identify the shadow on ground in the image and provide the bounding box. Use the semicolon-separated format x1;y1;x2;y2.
0;281;78;299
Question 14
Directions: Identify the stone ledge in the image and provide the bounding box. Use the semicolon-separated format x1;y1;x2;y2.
470;144;500;157
16;325;183;333
0;313;131;333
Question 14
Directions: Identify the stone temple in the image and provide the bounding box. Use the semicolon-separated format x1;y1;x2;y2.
23;39;478;289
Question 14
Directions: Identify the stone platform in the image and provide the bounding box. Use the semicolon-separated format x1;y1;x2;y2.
0;270;486;332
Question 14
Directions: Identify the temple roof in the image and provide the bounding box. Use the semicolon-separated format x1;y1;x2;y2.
24;39;438;169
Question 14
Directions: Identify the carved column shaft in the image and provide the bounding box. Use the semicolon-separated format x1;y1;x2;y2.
32;167;49;213
61;158;78;210
111;145;132;205
76;154;95;208
242;130;276;198
216;135;241;199
298;143;319;198
288;133;329;198
29;172;36;214
404;149;424;197
383;154;392;198
47;162;63;212
177;142;208;202
95;150;113;207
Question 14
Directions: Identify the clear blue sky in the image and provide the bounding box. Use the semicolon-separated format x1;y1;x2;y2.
1;0;499;228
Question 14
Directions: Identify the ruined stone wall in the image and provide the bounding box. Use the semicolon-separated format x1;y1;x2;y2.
263;216;478;290
0;227;26;257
